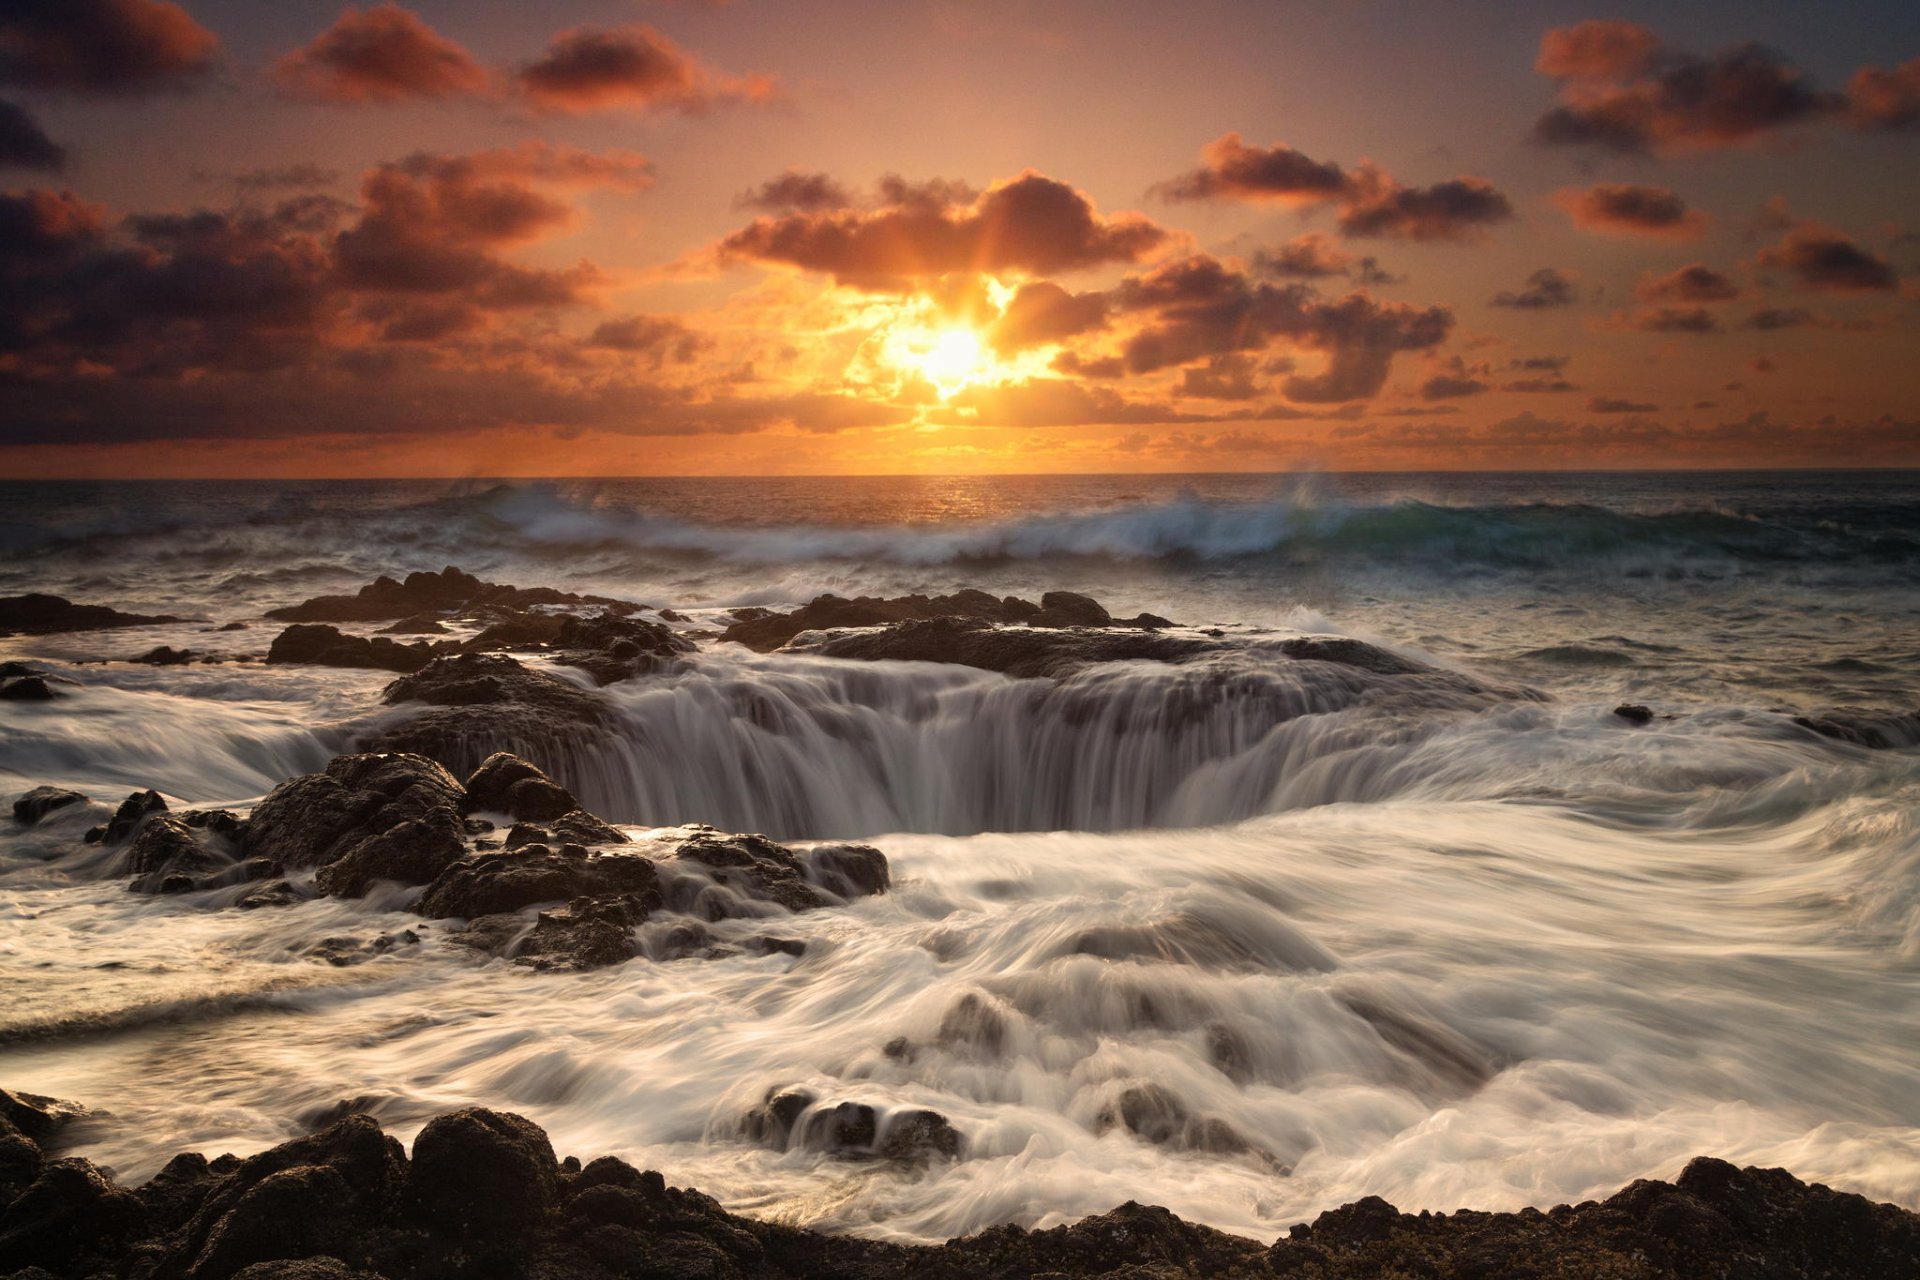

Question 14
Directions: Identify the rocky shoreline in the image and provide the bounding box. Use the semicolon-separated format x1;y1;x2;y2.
1;1090;1914;1280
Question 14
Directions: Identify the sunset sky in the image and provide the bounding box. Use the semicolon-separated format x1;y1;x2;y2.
1;0;1916;477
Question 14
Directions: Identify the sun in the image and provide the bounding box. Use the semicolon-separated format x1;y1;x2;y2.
880;321;998;399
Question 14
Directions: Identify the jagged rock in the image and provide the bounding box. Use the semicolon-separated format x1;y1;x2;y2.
12;786;86;824
720;589;1181;653
801;842;891;899
1793;707;1920;750
1616;703;1655;725
1030;590;1111;628
0;675;58;701
1275;636;1431;676
378;613;447;635
189;1165;362;1279
550;612;693;684
505;810;629;849
95;789;167;845
1093;1083;1264;1162
131;645;197;665
417;845;660;920
368;653;610;780
511;895;647;971
405;1108;555;1241
879;1109;964;1161
242;754;465;897
125;817;232;894
662;832;826;918
0;1158;148;1272
267;567;637;624
461;753;577;821
0;593;186;636
459;608;569;651
803;615;1218;679
267;624;437;674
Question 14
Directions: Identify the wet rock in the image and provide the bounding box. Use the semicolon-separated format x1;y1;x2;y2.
126;817;231;894
458;607;569;652
267;566;638;624
0;1090;80;1148
405;1108;556;1240
11;786;86;825
0;1158;148;1271
804;615;1218;679
461;753;577;821
232;1259;383;1280
506;810;629;849
236;880;303;910
1030;590;1111;628
0;1122;40;1204
719;589;1046;652
417;845;660;919
216;621;249;632
0;593;186;636
1615;702;1655;725
1093;1083;1264;1163
550;611;693;684
802;842;891;899
378;613;447;635
936;992;1010;1057
662;831;838;919
511;895;647;971
368;653;610;780
0;675;59;701
135;1151;220;1235
878;1109;963;1161
131;644;199;665
101;789;168;844
266;624;437;674
1793;707;1920;750
242;754;465;896
189;1165;362;1279
1276;636;1431;675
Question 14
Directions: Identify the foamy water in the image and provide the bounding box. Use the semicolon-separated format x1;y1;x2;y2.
2;472;1917;1242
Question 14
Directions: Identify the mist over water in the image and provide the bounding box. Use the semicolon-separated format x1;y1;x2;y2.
2;471;1917;1242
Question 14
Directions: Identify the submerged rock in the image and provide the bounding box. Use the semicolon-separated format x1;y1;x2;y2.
416;844;660;920
1792;707;1920;750
0;593;186;636
0;675;60;701
1615;703;1655;725
366;653;610;780
267;567;638;624
800;615;1219;679
267;625;438;674
549;612;693;684
719;588;1179;653
11;786;86;825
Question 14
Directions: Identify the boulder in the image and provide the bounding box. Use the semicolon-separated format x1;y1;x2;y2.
12;786;86;825
188;1165;361;1280
126;817;232;894
800;842;891;899
510;895;648;971
0;675;58;701
0;593;186;636
242;754;465;896
461;753;577;821
99;789;168;844
803;616;1217;679
405;1109;556;1240
368;653;610;781
266;624;436;674
505;810;629;849
1615;703;1655;726
1792;708;1920;750
1030;590;1111;628
131;645;197;665
550;612;693;684
0;1158;148;1272
417;846;660;920
267;567;637;624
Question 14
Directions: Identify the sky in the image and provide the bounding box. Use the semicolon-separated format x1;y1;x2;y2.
0;0;1916;477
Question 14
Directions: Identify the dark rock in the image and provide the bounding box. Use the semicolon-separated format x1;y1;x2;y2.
460;752;578;822
267;624;436;674
126;817;231;894
417;845;660;920
378;613;448;635
217;622;249;632
368;653;610;780
550;612;693;684
662;831;834;919
1277;636;1431;675
242;754;465;897
1792;707;1920;750
0;1122;40;1204
730;607;775;622
104;789;168;844
657;608;690;623
267;566;636;624
131;644;198;665
12;786;86;824
1030;590;1111;628
232;1259;383;1280
405;1108;556;1240
236;880;303;910
878;1109;963;1161
189;1164;362;1279
0;675;58;701
506;810;629;848
0;593;186;636
0;1090;81;1147
801;842;891;899
719;589;1049;652
511;895;647;970
135;1151;220;1234
0;1158;148;1272
1615;703;1655;725
804;615;1219;679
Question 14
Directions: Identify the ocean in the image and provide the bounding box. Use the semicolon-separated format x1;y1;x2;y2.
1;470;1916;1243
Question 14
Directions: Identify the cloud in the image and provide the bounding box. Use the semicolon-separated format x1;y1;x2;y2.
1744;306;1820;330
585;315;711;366
1252;233;1352;279
715;170;1170;290
735;169;856;213
1752;225;1897;292
1530;21;1840;153
986;280;1108;353
1156;133;1511;242
1848;59;1920;130
1555;183;1708;239
1420;374;1488;400
0;0;219;95
1491;267;1576;308
1618;306;1719;333
227;164;342;194
1589;395;1659;413
1177;354;1263;401
1635;263;1739;303
0;98;65;171
517;23;775;114
274;4;491;103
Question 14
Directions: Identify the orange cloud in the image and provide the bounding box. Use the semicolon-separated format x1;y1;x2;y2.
1555;184;1709;239
516;23;776;114
0;0;218;95
274;4;491;104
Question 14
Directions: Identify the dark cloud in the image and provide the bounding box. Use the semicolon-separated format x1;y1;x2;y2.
517;23;775;114
585;315;711;366
1745;306;1820;330
1531;21;1840;153
715;170;1170;290
227;164;342;194
1589;395;1659;413
1177;355;1263;401
274;4;491;103
0;98;65;171
1556;184;1708;239
735;170;856;213
1420;374;1488;400
1621;306;1719;333
0;0;219;96
1492;267;1576;309
1848;59;1920;130
1156;134;1511;242
1753;225;1897;292
1252;233;1351;279
1635;263;1740;303
986;281;1108;353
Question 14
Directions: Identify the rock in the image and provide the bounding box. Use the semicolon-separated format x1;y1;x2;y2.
188;1164;362;1279
0;1090;80;1147
800;842;891;899
1093;1083;1264;1161
803;615;1218;679
266;624;436;674
662;831;832;919
1031;590;1112;628
719;589;1047;653
405;1108;556;1240
1793;707;1920;750
242;754;465;896
232;1259;383;1280
267;567;637;624
0;593;186;636
550;612;693;684
216;622;249;632
12;786;86;824
367;653;610;781
0;1121;41;1204
878;1109;963;1161
0;1158;148;1272
510;895;647;971
126;817;232;894
236;880;303;910
461;753;577;821
417;845;660;920
102;789;168;844
1276;636;1431;675
1615;703;1655;725
506;810;629;849
378;613;447;635
0;675;58;701
131;645;197;665
460;608;569;651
